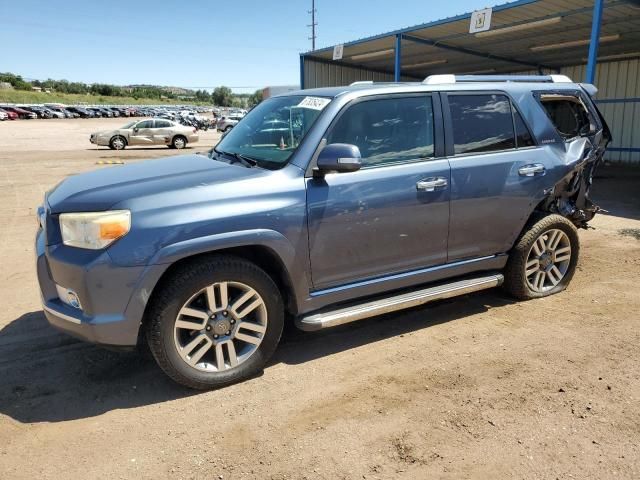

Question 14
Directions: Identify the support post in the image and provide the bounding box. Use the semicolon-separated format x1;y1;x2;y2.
300;55;305;90
586;0;604;84
394;34;402;82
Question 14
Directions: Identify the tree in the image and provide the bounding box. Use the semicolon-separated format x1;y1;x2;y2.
195;89;211;102
248;89;263;107
212;86;233;107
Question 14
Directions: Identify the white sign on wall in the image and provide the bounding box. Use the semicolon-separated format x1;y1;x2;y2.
469;8;492;34
333;44;344;60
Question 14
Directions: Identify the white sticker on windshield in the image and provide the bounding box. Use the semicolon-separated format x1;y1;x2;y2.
297;96;331;110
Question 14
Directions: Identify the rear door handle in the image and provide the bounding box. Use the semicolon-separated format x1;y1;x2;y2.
518;163;546;177
416;177;448;192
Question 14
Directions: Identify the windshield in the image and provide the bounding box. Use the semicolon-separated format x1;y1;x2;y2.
214;95;330;168
121;121;137;129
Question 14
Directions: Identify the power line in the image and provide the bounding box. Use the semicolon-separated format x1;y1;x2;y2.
308;0;317;51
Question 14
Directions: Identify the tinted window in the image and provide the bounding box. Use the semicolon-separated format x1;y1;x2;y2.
155;120;172;128
449;94;515;155
540;95;590;139
327;96;434;167
514;110;535;147
136;120;153;129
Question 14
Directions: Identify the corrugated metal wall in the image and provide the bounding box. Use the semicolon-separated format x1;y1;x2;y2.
303;58;415;88
561;60;640;164
304;58;640;164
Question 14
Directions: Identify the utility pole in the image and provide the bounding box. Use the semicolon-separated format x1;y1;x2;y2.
308;0;317;51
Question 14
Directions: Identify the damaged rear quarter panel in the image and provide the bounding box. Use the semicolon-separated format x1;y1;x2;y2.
531;88;611;227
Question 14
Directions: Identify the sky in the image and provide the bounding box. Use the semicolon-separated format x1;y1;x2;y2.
1;0;486;93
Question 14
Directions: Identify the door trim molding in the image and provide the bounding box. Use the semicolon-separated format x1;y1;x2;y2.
310;255;499;297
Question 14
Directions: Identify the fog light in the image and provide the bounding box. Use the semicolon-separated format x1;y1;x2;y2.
55;285;82;309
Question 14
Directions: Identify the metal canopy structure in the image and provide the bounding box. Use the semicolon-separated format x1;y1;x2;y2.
300;0;640;85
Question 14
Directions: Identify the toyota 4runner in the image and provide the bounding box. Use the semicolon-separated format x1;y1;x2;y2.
36;74;611;389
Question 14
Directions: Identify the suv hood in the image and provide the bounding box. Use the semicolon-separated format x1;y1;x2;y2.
47;154;264;213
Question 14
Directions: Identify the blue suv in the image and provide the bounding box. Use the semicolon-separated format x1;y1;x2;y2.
36;75;610;389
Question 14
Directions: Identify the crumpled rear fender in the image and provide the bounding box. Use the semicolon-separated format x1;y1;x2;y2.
539;92;611;228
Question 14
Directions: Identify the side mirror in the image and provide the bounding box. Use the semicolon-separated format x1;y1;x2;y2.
315;143;362;176
133;127;139;133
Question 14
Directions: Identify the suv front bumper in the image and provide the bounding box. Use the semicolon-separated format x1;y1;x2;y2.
35;227;161;347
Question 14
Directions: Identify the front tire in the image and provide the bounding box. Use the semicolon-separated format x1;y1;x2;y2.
503;214;579;300
145;255;284;390
109;136;126;150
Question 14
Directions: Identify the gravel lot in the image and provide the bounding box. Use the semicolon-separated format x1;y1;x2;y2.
0;118;639;479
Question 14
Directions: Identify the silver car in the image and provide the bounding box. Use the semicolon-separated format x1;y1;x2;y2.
216;115;243;133
90;118;199;150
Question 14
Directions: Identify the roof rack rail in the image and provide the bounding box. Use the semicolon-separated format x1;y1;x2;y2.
423;74;573;85
350;80;374;86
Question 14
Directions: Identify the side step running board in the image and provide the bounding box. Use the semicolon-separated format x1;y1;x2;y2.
296;273;504;331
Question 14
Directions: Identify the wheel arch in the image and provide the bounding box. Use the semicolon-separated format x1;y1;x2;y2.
136;240;302;345
110;134;128;146
172;133;188;144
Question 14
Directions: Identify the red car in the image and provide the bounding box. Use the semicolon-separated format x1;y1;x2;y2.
0;108;18;120
0;106;36;119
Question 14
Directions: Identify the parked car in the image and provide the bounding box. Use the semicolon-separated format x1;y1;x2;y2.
36;75;610;389
49;107;75;118
23;106;54;119
66;106;94;118
89;117;199;150
0;108;18;120
0;109;7;121
0;106;37;119
216;115;243;132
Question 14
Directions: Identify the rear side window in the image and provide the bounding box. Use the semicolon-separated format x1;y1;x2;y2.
514;110;535;147
327;96;435;167
540;94;591;139
448;94;515;155
155;120;172;128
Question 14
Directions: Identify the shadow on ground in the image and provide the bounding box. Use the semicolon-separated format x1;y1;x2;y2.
0;291;509;424
593;165;640;221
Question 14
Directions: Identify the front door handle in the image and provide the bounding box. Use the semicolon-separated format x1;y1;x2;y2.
518;163;546;177
416;177;448;192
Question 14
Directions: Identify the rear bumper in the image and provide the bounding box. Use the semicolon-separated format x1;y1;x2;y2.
35;227;165;347
187;134;199;143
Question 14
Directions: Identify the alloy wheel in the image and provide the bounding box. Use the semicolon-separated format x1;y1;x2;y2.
525;228;572;293
173;281;267;372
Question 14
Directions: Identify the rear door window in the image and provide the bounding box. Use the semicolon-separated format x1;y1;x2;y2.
539;94;591;139
448;94;516;155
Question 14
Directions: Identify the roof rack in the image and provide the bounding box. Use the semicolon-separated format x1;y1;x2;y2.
350;80;374;86
423;74;573;85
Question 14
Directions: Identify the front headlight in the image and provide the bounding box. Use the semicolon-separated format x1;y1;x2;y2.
59;210;131;249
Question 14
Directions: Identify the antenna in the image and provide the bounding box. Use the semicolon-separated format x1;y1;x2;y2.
308;0;317;51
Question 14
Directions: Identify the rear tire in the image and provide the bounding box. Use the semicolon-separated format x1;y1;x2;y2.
172;135;187;149
145;255;284;390
503;214;579;300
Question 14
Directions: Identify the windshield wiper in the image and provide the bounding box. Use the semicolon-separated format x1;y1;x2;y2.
213;147;258;168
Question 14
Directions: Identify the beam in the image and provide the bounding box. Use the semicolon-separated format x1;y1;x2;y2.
586;0;605;84
401;33;557;71
303;55;422;81
394;34;402;82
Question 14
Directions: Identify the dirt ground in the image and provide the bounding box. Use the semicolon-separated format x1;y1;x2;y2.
0;117;639;480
